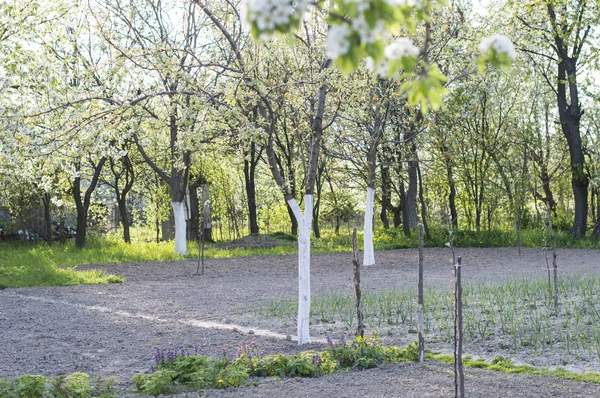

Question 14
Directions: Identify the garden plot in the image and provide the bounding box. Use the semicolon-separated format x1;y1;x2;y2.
1;248;600;397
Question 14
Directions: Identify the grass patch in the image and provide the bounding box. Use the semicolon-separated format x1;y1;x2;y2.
431;354;600;383
2;225;599;288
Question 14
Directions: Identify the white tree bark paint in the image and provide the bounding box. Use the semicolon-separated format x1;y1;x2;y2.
363;187;376;266
172;201;187;256
288;195;313;345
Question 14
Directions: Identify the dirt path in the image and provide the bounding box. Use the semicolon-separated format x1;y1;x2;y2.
1;247;599;397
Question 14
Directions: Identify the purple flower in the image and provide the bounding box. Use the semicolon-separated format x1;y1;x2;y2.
326;335;334;348
153;348;165;365
312;354;322;366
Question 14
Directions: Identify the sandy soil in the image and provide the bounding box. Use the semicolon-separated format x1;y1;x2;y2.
1;247;600;397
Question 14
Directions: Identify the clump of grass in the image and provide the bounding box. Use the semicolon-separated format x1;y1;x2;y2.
432;354;600;383
132;336;419;396
0;372;117;397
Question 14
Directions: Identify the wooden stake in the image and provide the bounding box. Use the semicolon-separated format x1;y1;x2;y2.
546;202;558;308
454;256;464;398
195;215;205;275
352;228;365;338
418;223;425;362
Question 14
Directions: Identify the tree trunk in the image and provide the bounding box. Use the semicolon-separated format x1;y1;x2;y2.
172;201;187;255
404;129;419;230
42;193;52;245
244;142;260;235
289;196;312;345
553;34;587;236
475;183;484;232
447;166;458;228
593;189;600;238
286;202;299;236
73;158;106;248
110;153;134;244
417;161;431;240
392;206;402;229
363;187;376;266
400;182;411;238
313;162;325;239
380;164;391;229
117;196;131;244
75;206;88;248
188;184;200;242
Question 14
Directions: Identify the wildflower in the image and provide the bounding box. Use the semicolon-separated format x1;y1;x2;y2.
326;335;334;348
479;34;515;59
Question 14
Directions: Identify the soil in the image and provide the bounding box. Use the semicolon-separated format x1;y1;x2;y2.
1;247;600;397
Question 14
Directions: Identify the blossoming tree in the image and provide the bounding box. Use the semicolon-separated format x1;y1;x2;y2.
243;0;515;344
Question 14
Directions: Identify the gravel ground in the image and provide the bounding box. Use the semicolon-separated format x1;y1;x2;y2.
1;247;600;397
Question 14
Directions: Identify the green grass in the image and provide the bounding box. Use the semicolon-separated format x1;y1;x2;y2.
1;225;599;289
432;354;600;383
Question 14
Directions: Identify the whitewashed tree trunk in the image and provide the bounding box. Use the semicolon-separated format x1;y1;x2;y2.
288;195;313;345
172;201;187;256
363;187;376;266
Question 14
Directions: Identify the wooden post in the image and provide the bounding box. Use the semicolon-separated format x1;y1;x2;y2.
454;256;464;398
417;223;425;362
195;208;205;275
352;228;365;338
546;202;558;308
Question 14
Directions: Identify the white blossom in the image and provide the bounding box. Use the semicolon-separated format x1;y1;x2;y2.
384;0;423;8
245;0;307;31
366;57;389;77
479;34;516;59
326;24;352;59
352;16;379;44
384;38;419;60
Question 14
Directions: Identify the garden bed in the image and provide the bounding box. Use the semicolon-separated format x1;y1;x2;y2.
1;247;600;397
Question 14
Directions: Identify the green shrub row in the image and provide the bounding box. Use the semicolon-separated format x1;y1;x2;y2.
132;336;420;396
